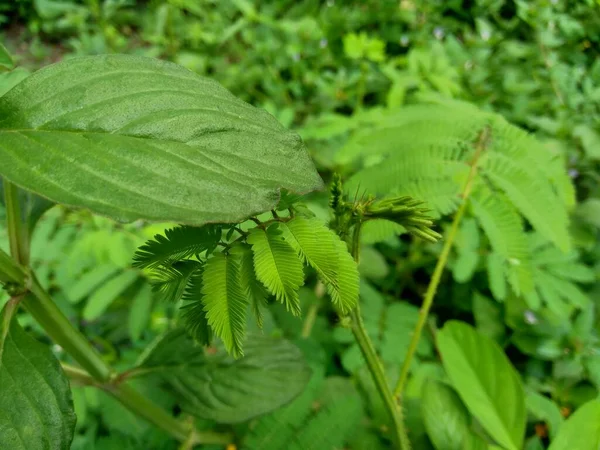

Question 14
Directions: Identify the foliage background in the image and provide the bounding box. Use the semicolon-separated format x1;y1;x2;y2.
1;0;599;448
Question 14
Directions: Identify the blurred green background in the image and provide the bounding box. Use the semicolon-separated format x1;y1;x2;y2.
1;1;599;449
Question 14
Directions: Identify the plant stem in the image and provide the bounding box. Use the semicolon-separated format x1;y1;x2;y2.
4;182;28;265
393;127;489;399
61;363;233;446
348;223;411;449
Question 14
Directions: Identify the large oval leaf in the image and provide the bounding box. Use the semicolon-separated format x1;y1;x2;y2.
437;321;526;450
0;55;322;225
136;329;311;423
548;400;600;450
0;301;76;449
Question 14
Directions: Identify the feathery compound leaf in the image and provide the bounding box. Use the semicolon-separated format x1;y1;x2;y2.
232;244;269;329
151;260;201;303
470;186;533;296
281;217;359;314
180;270;212;346
247;225;304;316
133;225;222;269
201;252;248;358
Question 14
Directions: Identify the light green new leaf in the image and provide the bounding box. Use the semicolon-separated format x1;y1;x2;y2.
548;400;600;450
201;251;248;357
0;55;323;225
421;380;486;450
136;330;311;423
437;321;526;450
0;301;76;449
247;225;304;315
83;270;139;320
280;217;358;313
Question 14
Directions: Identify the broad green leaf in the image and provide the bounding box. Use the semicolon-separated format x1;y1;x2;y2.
0;55;323;225
437;321;526;450
421;380;487;450
548;400;600;450
526;391;563;439
280;217;358;313
0;301;76;449
247;225;304;315
473;293;505;343
136;330;311;423
83;270;139;320
201;251;248;357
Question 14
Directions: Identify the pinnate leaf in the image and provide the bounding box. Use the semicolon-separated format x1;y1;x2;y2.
437;321;526;450
247;225;304;315
281;217;359;314
0;55;323;225
201;251;248;357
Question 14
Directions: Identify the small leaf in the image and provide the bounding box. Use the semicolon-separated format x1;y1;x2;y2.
548;400;600;450
280;217;359;313
201;251;248;357
0;43;13;71
133;225;221;269
526;391;563;439
65;264;120;304
233;243;268;329
473;293;505;343
0;301;76;449
83;270;139;320
151;260;201;303
136;330;311;423
128;283;154;341
0;55;323;225
437;321;526;450
247;225;304;315
421;380;486;450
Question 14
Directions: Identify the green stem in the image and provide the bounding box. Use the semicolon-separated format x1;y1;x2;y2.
393;127;489;399
0;247;25;285
61;363;233;446
4;182;28;265
348;223;411;449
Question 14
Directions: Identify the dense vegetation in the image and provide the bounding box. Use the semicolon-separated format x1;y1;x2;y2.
0;1;599;449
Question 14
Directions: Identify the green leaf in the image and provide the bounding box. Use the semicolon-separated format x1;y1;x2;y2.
526;391;563;439
421;380;486;450
128;283;154;342
136;330;311;423
0;301;76;449
234;243;268;328
133;225;221;269
0;55;323;225
247;225;304;315
151;260;201;303
548;400;600;450
473;293;505;343
0;43;13;71
280;217;358;314
83;270;139;320
201;251;248;357
437;321;526;450
65;264;120;304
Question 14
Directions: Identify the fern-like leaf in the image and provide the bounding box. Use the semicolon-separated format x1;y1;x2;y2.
133;225;222;269
247;225;305;316
180;269;212;346
201;252;248;358
470;186;533;296
151;260;202;303
231;244;269;329
281;217;359;314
